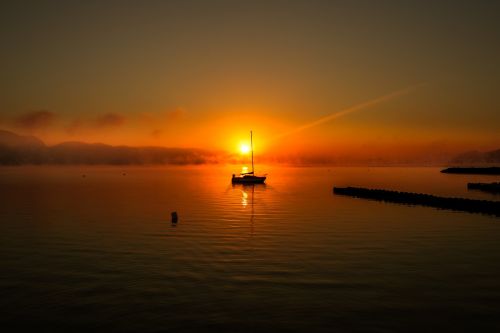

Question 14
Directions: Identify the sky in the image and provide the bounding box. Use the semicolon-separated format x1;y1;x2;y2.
0;0;499;163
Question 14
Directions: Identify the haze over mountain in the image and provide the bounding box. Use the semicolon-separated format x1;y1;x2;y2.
0;130;219;165
1;129;498;166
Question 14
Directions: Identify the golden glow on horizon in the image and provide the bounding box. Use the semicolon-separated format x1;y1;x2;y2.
2;88;497;164
240;143;250;154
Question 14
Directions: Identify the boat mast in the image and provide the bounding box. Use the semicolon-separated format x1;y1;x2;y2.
250;130;254;174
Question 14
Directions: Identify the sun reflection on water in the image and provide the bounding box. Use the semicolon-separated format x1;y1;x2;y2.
241;189;248;207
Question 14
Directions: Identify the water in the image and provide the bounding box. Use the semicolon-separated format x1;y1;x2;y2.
1;166;499;332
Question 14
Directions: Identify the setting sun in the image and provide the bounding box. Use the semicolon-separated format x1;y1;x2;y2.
240;144;250;154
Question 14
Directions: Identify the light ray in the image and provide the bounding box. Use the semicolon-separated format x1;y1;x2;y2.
271;83;425;142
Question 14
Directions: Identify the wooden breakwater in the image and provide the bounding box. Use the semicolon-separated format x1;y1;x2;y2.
333;186;500;216
441;167;500;175
468;182;500;193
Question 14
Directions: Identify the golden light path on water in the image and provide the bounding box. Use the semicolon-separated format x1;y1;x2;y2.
1;166;499;332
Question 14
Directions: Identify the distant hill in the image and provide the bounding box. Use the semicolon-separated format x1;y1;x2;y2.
0;129;45;148
451;149;500;165
0;129;219;165
0;129;47;164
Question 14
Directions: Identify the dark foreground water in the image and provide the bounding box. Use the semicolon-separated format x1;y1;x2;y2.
1;166;499;332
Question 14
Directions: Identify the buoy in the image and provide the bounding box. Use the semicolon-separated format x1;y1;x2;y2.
171;211;178;223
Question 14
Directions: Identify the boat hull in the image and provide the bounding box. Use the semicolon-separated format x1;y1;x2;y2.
231;176;266;184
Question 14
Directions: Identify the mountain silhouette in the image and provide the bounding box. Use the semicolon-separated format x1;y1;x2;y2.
0;129;45;148
0;129;218;165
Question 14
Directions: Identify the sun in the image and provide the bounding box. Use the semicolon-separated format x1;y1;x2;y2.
239;143;250;154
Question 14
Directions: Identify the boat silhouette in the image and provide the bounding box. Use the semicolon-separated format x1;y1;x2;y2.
232;131;267;184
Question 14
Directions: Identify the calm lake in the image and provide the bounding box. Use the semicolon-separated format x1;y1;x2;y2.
1;166;499;332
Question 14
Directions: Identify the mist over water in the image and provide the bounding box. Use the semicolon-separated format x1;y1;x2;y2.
1;166;499;332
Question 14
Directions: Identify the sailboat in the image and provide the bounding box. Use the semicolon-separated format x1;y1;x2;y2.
232;131;267;184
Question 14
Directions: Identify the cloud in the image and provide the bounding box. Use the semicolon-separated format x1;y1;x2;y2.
65;113;126;134
139;108;185;124
138;108;186;140
13;110;56;130
165;108;185;121
94;113;126;128
151;129;163;138
65;119;84;135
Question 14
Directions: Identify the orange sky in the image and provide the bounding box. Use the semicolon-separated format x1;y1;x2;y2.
1;1;499;164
